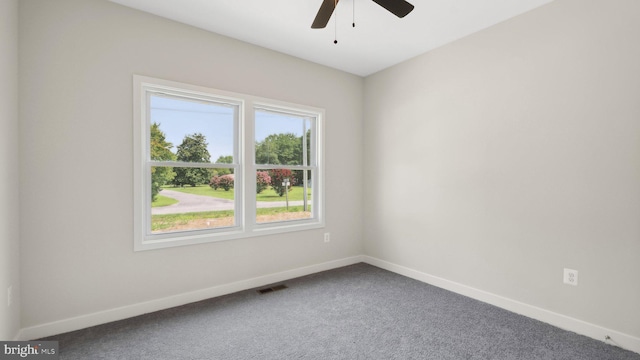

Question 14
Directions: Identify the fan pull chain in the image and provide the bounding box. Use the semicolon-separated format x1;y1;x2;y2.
353;0;356;27
334;0;338;44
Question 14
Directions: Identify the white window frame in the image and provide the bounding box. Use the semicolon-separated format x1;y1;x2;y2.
133;75;325;251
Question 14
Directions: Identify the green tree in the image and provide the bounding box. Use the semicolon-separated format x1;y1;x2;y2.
213;155;233;176
255;138;279;165
255;132;311;184
216;155;233;164
150;123;175;201
255;133;303;165
172;133;212;187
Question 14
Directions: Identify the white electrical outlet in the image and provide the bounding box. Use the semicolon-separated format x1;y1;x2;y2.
324;233;331;243
7;285;13;307
563;268;578;286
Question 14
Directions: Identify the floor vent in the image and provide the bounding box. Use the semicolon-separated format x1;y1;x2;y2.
257;284;288;294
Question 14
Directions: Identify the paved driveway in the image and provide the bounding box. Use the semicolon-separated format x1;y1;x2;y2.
152;189;309;214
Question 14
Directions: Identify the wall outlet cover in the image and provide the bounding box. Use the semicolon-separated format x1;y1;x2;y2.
563;268;578;286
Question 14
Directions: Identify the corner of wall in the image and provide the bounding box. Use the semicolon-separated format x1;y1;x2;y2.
0;0;21;342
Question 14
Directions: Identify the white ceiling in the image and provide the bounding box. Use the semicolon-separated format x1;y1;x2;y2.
109;0;554;77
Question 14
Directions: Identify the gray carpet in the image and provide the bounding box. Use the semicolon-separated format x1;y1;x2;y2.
43;263;639;359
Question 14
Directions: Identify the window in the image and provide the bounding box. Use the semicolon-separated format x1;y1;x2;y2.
134;76;324;250
254;108;316;224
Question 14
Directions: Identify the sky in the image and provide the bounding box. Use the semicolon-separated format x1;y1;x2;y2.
150;95;310;162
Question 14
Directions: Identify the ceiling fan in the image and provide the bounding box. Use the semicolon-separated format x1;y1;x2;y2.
311;0;415;29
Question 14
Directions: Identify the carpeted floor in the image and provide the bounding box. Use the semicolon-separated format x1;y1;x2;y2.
43;263;639;359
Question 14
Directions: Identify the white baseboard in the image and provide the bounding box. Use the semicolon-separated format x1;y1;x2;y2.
17;255;364;341
362;255;640;355
17;255;640;355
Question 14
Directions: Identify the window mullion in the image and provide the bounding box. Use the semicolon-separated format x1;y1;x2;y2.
244;100;257;232
235;99;244;231
253;164;315;170
150;161;237;169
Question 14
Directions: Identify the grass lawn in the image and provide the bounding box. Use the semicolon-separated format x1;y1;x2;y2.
151;206;310;232
151;195;179;208
163;185;311;202
152;209;235;231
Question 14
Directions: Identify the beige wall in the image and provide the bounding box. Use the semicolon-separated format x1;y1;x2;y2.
0;0;21;341
364;0;640;339
19;0;363;331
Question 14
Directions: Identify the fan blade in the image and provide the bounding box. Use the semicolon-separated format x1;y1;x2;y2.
371;0;414;18
312;0;339;29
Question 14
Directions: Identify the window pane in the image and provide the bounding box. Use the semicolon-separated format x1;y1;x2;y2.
255;110;312;166
150;166;235;234
256;169;312;224
150;95;236;164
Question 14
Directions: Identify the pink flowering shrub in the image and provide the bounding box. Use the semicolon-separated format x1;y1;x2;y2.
268;169;296;197
210;174;234;191
256;171;271;194
209;176;220;190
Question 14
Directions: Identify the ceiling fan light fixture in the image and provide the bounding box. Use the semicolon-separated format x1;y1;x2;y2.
371;0;414;18
311;0;414;29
